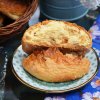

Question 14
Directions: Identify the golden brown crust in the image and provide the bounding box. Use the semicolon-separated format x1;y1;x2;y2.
22;20;92;54
0;0;28;20
22;48;90;82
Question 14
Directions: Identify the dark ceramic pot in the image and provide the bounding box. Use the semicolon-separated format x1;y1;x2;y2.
39;0;89;21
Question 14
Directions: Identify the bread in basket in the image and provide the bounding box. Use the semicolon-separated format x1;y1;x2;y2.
0;0;38;43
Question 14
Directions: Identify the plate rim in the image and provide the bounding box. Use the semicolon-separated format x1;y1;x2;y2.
12;45;100;93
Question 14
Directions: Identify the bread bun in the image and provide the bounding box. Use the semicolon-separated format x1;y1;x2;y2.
0;0;28;20
22;48;90;82
22;20;92;54
22;20;92;82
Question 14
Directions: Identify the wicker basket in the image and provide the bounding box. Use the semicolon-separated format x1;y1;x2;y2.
0;0;38;43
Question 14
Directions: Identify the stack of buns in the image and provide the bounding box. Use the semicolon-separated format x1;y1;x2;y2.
22;20;92;82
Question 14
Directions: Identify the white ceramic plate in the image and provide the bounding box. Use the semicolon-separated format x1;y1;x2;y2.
12;45;99;93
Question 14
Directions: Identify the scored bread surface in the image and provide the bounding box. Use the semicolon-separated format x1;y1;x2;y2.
22;20;92;54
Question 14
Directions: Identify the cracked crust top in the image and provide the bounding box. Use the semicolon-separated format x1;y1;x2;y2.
22;48;90;82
